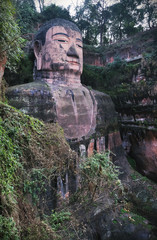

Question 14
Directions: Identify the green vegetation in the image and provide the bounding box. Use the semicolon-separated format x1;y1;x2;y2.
74;0;157;45
48;210;71;231
38;4;71;24
0;216;19;240
23;168;47;204
0;102;73;239
5;52;34;86
13;0;71;35
14;0;37;34
79;152;123;201
0;0;24;72
0;1;157;238
0;102;156;239
82;29;157;107
82;58;139;98
120;208;152;229
0;102;124;239
4;1;72;86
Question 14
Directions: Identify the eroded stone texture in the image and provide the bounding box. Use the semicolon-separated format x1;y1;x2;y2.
7;81;56;122
50;85;96;140
118;80;157;181
129;130;157;181
34;19;83;85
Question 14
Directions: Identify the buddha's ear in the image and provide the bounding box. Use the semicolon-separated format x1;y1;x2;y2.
34;40;42;70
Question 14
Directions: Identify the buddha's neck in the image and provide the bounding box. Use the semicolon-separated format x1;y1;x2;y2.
34;70;81;86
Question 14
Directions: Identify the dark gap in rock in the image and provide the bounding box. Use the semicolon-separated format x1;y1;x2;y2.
105;135;108;149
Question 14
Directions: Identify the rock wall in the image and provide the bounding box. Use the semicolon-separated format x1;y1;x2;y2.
120;101;157;181
83;27;157;182
116;61;157;181
83;28;157;66
83;49;104;66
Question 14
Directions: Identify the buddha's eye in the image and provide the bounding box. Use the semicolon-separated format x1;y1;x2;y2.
77;44;83;48
52;33;69;43
58;39;68;42
55;39;68;43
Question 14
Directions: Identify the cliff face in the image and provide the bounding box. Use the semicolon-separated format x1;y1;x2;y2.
83;27;157;181
83;28;156;66
115;38;157;181
119;84;157;181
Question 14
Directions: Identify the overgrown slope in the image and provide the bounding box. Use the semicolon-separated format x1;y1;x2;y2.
0;102;75;239
1;103;157;239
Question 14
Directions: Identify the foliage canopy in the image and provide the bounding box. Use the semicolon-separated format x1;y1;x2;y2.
0;0;24;72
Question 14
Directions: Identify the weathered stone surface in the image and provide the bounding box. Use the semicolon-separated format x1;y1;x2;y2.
83;49;104;66
49;85;97;140
6;81;117;141
7;81;56;122
33;19;83;85
129;129;157;181
118;89;157;181
89;210;151;240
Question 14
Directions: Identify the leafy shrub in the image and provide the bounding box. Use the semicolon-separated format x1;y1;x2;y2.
0;216;19;240
0;116;21;195
48;210;71;231
24;169;47;204
80;152;123;200
4;53;34;86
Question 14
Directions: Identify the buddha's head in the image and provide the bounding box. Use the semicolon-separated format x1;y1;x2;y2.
34;18;83;85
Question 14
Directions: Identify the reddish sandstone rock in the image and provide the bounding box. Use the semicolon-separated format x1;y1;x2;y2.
108;131;122;150
129;130;157;181
87;139;95;157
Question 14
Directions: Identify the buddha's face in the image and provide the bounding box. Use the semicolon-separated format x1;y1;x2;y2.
34;25;83;76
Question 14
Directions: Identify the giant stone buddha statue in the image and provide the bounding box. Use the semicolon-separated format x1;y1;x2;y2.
7;19;124;159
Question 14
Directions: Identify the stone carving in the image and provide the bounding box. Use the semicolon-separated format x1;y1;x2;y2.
6;18;130;209
33;19;97;140
33;19;83;85
6;19;128;179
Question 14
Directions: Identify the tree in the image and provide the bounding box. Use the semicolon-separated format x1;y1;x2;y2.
109;3;125;40
141;0;157;28
36;0;45;12
14;0;37;34
120;0;157;30
0;0;24;72
74;0;111;45
74;0;156;45
109;0;143;40
39;4;71;23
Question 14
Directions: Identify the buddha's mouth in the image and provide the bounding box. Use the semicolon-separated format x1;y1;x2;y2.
66;58;80;65
68;61;79;65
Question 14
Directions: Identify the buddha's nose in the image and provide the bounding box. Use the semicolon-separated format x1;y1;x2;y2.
67;44;79;58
